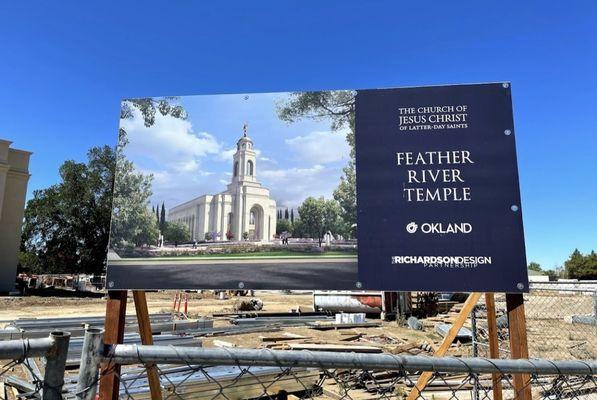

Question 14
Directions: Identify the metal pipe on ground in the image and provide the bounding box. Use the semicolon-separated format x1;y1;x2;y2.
106;345;597;376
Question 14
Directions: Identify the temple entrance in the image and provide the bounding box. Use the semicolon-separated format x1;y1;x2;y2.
248;204;264;240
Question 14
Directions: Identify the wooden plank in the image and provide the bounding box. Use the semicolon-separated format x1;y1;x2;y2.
485;293;503;400
99;290;128;400
288;343;382;353
506;293;532;400
212;339;237;348
259;332;309;342
406;292;482;400
133;290;163;400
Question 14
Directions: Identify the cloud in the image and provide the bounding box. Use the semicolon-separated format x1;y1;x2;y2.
217;148;236;162
120;107;227;206
121;106;221;172
285;130;350;164
260;164;341;209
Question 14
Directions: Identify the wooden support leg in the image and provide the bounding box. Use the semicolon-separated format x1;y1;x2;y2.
99;290;128;400
407;292;482;400
485;293;503;400
506;293;532;400
133;290;163;400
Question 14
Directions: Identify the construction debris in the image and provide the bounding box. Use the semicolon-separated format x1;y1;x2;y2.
435;323;473;341
233;298;263;311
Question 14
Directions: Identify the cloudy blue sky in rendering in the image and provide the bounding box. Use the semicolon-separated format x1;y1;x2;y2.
1;1;596;269
122;92;350;209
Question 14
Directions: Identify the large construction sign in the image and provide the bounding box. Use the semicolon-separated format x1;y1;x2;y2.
107;83;527;291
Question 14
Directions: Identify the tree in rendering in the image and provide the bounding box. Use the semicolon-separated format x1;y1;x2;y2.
277;91;357;233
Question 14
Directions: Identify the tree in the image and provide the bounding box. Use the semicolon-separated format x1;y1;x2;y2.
565;249;597;280
297;197;342;246
290;209;294;223
163;221;190;246
277;91;357;231
20;146;115;274
284;208;289;219
133;209;160;247
291;218;306;238
528;262;542;272
160;202;166;232
112;97;187;248
276;219;292;235
109;130;159;249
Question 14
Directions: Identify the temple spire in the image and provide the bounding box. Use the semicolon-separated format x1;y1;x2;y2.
243;123;248;137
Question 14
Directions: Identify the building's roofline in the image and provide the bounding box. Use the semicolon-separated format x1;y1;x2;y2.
9;148;33;156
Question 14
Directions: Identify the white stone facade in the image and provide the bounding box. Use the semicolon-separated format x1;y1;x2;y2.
0;139;31;293
168;133;276;241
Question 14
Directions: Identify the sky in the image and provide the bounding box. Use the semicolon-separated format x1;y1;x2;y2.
1;1;596;269
122;92;350;209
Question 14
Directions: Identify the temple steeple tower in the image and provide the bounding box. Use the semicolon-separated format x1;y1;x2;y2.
232;124;257;183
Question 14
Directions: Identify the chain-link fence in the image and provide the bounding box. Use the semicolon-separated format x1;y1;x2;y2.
1;286;596;399
78;342;595;400
473;283;596;361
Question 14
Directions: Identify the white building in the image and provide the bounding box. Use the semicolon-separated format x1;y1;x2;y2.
168;129;276;242
0;139;31;293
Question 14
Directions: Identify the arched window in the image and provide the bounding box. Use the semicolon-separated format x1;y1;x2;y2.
247;160;254;176
234;161;238;177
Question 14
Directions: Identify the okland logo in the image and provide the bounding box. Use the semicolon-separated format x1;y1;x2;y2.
406;222;418;233
405;221;472;234
391;255;492;269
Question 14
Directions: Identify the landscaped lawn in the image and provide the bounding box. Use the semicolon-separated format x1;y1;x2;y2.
128;249;357;260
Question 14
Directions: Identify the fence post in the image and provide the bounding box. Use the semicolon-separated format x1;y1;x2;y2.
43;331;70;400
76;328;104;400
471;305;479;400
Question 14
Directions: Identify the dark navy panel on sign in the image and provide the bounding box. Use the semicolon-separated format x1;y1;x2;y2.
355;83;528;292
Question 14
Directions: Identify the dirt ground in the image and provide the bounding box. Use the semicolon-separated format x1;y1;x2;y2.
1;290;592;360
0;290;313;321
0;290;444;355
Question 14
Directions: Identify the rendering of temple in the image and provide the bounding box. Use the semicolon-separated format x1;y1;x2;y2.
0;139;31;293
168;128;277;241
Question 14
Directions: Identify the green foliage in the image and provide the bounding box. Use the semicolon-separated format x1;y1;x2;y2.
276;218;292;235
277;91;357;234
20;146;115;274
333;159;357;233
120;97;187;127
528;262;542;272
297;197;342;246
242;231;249;240
277;91;355;146
109;131;158;248
291;219;306;238
164;221;190;244
112;98;187;248
290;209;294;223
564;249;597;280
160;202;166;232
